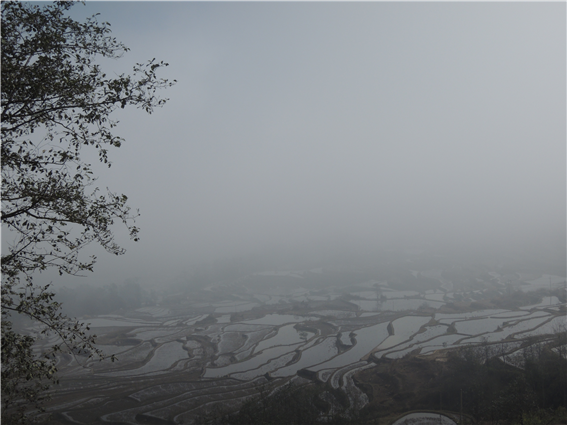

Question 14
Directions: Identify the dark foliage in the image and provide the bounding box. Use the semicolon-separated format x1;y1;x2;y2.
199;383;357;425
1;1;173;422
439;337;567;424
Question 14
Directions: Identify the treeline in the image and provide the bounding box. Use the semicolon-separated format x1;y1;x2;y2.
54;278;157;317
440;333;567;424
198;383;356;425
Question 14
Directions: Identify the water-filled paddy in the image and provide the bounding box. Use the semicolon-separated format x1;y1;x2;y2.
38;262;566;425
391;316;430;336
415;334;470;354
311;322;390;371
491;311;531;318
462;315;553;343
231;352;297;380
78;302;563;383
452;317;509;335
69;291;566;386
514;315;566;338
204;343;302;378
435;309;507;321
254;323;314;353
133;327;182;341
223;323;271;332
100;341;187;377
217;332;248;355
338;332;353;346
272;337;339;377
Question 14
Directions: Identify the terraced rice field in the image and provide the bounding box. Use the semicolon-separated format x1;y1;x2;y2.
37;271;566;424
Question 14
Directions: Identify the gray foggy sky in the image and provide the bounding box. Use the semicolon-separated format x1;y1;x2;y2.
20;2;567;286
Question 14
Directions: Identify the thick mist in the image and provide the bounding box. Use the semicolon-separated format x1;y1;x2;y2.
11;2;565;289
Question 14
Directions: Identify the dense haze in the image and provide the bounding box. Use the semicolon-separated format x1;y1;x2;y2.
11;2;566;288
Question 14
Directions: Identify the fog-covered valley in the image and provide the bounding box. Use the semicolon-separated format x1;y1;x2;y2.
25;248;566;424
3;2;565;424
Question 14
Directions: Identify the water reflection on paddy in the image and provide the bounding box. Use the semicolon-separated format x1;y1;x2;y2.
463;315;552;343
77;286;566;392
95;344;134;357
101;341;188;377
392;316;430;336
453;317;509;335
311;322;390;371
184;314;208;326
381;325;449;358
223;323;271;332
233;328;274;356
412;325;449;342
205;343;303;378
372;334;407;351
435;309;507;321
417;334;470;354
376;316;430;350
509;311;552;322
272;337;339;377
217;332;248;355
231;352;298;380
515;316;566;338
490;311;531;318
254;324;314;353
133;327;184;341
